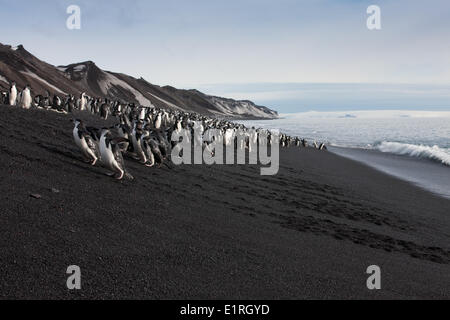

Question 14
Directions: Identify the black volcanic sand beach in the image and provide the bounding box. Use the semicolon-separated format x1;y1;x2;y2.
0;105;449;299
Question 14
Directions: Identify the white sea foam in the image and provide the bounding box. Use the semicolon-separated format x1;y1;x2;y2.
241;110;450;197
239;110;450;166
375;142;450;166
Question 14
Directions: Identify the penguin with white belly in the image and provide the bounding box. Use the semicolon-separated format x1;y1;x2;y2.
79;92;87;111
1;92;8;105
9;81;17;106
99;129;131;180
130;121;150;165
20;85;32;109
72;119;100;165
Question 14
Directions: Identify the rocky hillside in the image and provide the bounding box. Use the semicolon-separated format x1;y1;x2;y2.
0;43;278;119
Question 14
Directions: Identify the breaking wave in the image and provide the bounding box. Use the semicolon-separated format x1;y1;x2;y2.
375;142;450;166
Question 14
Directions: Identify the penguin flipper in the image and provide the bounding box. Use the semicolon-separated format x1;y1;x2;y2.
85;135;100;158
85;127;101;141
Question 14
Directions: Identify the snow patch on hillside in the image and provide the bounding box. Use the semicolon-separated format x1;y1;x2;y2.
148;92;182;110
20;70;66;94
0;74;8;84
99;72;151;106
208;97;277;119
74;65;86;72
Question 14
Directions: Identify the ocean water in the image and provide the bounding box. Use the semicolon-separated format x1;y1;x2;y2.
239;110;450;198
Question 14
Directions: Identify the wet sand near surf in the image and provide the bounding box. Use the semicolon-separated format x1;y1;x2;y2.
330;146;450;199
0;104;449;299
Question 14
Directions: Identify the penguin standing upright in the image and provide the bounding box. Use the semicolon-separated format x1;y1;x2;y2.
131;121;149;165
9;82;17;106
52;95;62;111
154;113;162;130
100;99;110;119
224;127;235;147
79;92;87;111
115;102;123;116
1;92;8;105
138;107;146;121
65;95;75;113
20;85;32;109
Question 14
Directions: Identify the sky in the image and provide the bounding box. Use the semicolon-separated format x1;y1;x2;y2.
0;0;449;112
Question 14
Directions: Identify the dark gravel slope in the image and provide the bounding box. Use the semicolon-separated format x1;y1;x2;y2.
0;105;449;299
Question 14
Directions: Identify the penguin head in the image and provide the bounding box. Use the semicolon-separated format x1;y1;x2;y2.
72;119;82;126
101;127;111;137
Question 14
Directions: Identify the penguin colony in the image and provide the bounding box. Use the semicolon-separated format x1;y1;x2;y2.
1;82;327;180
